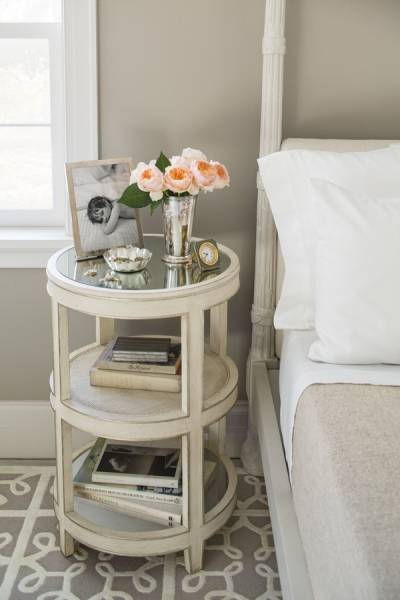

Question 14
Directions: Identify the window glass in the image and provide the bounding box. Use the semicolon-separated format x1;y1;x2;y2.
0;38;52;210
0;38;50;124
0;126;52;210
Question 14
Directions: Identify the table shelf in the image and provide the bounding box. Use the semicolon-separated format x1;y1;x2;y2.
50;343;238;440
53;446;237;557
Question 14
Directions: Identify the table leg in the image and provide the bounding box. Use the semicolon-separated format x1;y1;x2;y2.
51;301;74;556
181;309;205;573
96;317;115;345
55;416;74;556
209;302;228;455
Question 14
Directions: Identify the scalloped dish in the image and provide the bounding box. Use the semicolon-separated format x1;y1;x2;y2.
103;246;152;273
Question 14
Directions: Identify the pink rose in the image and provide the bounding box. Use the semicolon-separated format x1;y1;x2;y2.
170;155;190;168
190;160;218;192
132;161;164;201
164;165;193;194
182;147;208;164
211;161;230;189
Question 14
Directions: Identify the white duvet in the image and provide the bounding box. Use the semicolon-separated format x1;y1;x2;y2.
280;330;400;473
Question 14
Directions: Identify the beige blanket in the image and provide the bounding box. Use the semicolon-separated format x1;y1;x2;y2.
292;383;400;600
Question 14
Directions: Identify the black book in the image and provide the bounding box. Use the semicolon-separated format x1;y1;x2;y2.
111;337;170;363
95;341;181;375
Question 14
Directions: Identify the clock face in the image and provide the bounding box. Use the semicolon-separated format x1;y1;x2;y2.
198;241;219;267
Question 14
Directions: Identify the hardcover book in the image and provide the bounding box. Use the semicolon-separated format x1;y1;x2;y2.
112;337;170;364
77;492;182;526
90;339;182;393
90;366;181;393
92;439;182;488
94;339;181;375
74;438;217;509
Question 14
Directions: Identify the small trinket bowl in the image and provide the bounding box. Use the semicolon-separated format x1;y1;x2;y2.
103;246;152;273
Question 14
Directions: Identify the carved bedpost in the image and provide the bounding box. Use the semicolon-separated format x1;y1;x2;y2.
242;0;286;474
252;0;286;365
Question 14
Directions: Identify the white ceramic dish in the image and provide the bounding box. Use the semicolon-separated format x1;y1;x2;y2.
103;246;152;273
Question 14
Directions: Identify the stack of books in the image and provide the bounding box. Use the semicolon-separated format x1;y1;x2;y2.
73;438;216;527
90;336;182;393
111;337;170;363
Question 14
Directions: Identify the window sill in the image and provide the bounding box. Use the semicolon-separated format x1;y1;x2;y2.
0;228;72;268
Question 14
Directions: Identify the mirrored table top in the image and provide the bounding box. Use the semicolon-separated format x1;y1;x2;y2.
56;235;231;293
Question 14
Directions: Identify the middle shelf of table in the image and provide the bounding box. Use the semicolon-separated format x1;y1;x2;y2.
50;342;238;440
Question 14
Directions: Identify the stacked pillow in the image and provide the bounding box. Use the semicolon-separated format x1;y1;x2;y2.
258;144;400;364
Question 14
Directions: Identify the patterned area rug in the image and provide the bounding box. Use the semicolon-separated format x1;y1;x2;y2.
0;464;281;600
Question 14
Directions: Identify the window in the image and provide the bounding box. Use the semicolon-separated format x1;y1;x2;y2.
0;0;66;226
0;0;97;231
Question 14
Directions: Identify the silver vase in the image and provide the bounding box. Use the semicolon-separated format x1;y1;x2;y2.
162;195;196;264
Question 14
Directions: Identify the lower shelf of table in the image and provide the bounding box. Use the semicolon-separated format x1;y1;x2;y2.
54;446;238;556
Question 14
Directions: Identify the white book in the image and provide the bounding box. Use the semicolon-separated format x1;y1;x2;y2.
74;459;217;507
90;367;181;393
76;492;181;527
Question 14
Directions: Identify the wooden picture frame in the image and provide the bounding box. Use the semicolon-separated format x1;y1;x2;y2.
66;158;143;260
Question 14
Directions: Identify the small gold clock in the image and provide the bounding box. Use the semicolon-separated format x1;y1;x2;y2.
192;239;220;271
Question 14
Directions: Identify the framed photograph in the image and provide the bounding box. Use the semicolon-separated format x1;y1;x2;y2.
66;158;143;260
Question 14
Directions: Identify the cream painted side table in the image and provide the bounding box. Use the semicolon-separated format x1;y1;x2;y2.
47;234;240;573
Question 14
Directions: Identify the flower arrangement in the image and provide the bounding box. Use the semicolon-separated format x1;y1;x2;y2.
119;148;230;213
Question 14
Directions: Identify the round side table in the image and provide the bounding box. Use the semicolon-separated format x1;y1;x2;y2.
47;234;240;573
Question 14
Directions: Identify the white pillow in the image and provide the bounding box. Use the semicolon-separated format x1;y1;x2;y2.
257;145;400;329
308;179;400;365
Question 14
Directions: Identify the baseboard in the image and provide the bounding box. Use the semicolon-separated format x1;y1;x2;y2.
0;401;93;459
0;400;248;459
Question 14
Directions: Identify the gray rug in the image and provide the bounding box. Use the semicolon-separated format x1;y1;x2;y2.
0;464;281;600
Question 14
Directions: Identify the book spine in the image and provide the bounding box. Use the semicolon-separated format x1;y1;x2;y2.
73;482;182;505
92;473;180;489
112;352;169;359
90;369;181;393
76;490;181;526
98;361;178;375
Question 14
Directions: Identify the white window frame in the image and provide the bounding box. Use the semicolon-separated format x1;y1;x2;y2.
0;0;98;266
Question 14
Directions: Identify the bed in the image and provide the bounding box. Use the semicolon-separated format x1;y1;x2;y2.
241;1;400;599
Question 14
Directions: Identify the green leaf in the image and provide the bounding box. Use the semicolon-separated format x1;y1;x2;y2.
118;183;151;208
155;151;171;173
149;199;163;215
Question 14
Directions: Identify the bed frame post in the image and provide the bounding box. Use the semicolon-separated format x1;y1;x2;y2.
252;0;286;364
242;0;286;475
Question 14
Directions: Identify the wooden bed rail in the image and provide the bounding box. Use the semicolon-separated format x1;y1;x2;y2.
253;363;314;600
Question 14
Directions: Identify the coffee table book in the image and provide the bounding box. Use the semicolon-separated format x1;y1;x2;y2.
92;439;182;488
77;492;182;526
74;438;184;506
73;439;217;527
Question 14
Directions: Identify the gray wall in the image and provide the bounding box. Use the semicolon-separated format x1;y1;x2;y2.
2;0;400;401
97;0;265;399
0;269;94;400
284;0;400;139
0;0;265;401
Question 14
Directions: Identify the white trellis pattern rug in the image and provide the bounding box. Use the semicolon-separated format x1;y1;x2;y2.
0;464;281;600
